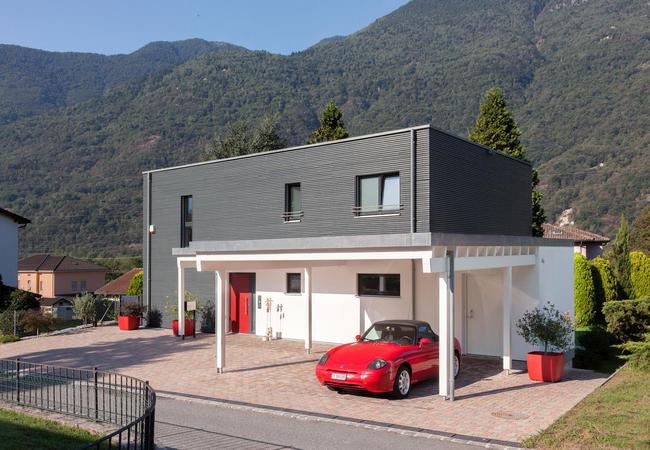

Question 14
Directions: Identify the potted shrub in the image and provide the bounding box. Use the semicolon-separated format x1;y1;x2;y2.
164;294;197;336
516;301;573;382
118;303;145;331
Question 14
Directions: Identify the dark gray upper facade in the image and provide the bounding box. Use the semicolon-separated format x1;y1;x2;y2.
143;125;532;313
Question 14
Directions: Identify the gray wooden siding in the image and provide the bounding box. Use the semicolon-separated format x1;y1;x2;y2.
144;126;532;319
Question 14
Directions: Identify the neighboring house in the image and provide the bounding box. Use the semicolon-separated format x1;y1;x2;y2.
143;124;574;398
543;223;610;259
18;254;108;298
95;268;143;300
39;297;74;320
0;207;30;288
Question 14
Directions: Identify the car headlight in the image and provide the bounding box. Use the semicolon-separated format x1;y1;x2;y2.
318;353;330;365
367;358;387;370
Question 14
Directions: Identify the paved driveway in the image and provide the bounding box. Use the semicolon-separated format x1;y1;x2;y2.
0;326;607;444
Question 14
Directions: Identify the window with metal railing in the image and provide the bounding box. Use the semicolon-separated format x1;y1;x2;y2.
354;173;402;216
283;183;303;222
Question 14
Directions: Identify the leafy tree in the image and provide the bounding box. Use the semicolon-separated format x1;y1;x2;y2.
73;292;98;326
630;204;650;256
126;271;143;296
20;309;54;335
201;114;286;161
574;253;597;327
307;101;349;144
469;88;546;236
630;251;650;299
9;290;39;311
609;214;633;298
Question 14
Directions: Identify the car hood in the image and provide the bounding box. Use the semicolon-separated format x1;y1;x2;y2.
325;342;407;371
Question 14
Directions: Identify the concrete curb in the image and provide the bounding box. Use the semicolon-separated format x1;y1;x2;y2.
157;390;521;449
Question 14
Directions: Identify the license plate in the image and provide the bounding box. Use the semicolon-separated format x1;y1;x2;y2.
331;373;347;381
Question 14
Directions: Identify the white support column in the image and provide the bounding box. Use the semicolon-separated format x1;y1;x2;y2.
216;270;226;373
503;265;513;373
177;262;185;337
304;266;312;354
438;251;455;400
224;272;230;334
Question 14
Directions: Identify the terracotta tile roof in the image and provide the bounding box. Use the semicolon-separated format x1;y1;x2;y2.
0;207;30;225
18;254;108;272
39;297;73;307
95;268;142;296
543;223;610;243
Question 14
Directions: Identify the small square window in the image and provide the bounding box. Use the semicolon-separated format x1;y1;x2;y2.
357;274;400;297
286;273;301;294
71;281;78;292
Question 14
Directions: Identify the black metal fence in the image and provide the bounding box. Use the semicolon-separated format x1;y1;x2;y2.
0;358;155;449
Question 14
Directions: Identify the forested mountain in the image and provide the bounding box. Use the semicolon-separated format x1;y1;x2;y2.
0;0;648;257
0;39;240;123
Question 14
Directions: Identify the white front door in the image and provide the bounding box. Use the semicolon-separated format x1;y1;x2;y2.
465;270;503;357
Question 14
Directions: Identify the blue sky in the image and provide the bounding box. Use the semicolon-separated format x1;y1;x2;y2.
0;1;409;55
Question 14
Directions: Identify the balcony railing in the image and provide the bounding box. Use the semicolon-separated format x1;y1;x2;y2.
282;211;304;222
352;204;403;216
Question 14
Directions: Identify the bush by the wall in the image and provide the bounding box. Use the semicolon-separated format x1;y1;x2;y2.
592;257;621;304
146;308;162;328
603;297;650;342
126;271;143;296
630;251;650;299
618;333;650;372
575;253;598;327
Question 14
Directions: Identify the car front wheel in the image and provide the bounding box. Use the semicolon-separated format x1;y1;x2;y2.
392;366;411;399
454;353;461;379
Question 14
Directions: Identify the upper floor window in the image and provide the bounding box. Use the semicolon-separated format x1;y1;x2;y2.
27;279;32;290
283;183;303;222
357;273;400;297
355;173;400;216
286;273;301;294
80;280;87;291
181;195;193;248
71;280;78;292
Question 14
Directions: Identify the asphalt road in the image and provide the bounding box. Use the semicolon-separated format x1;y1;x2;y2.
154;396;490;450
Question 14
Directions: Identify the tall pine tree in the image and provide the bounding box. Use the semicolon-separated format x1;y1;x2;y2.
307;101;349;144
469;88;546;236
609;214;633;298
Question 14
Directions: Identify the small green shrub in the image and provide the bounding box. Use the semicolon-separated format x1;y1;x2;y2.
73;292;99;325
630;251;650;299
617;332;650;372
0;334;20;344
146;308;162;328
575;253;598;327
199;302;215;333
126;271;143;296
121;302;145;317
603;297;650;342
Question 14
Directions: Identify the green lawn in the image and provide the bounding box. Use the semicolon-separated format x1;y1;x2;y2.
0;408;101;450
523;366;650;449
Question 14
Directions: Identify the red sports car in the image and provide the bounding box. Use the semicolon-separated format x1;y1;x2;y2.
315;320;461;398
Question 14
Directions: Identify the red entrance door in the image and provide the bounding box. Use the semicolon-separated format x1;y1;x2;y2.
230;273;252;333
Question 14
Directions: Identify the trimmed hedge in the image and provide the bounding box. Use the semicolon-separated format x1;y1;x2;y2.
592;257;621;304
575;253;598;327
603;297;650;342
630;251;650;299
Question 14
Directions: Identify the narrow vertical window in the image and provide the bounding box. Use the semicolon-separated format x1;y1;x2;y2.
80;280;87;291
71;280;78;292
355;173;400;215
181;195;193;248
283;183;303;222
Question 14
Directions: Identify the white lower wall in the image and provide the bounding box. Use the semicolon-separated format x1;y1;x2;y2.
244;245;574;360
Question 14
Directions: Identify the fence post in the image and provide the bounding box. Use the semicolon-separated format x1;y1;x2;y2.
13;310;17;336
15;358;20;403
94;367;98;420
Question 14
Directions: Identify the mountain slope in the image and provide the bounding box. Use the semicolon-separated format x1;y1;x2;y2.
0;0;647;256
0;39;241;123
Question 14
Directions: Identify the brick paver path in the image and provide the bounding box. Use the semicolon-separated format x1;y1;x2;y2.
0;326;607;443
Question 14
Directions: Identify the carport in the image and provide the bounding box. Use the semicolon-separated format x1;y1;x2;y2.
173;233;573;400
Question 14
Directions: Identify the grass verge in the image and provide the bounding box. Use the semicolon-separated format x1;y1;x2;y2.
0;407;101;450
522;366;650;449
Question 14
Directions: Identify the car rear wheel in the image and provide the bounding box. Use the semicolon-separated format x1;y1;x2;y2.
392;366;411;399
454;352;461;379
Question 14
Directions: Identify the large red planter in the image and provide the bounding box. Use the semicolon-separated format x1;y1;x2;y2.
527;351;564;382
118;315;140;331
172;319;195;337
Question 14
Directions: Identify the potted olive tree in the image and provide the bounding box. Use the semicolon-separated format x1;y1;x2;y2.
516;301;573;382
118;303;145;331
163;292;199;336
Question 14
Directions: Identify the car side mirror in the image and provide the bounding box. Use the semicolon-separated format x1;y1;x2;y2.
419;338;430;347
355;334;361;342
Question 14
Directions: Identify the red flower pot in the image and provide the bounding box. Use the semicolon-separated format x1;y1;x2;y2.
172;319;195;336
118;315;140;331
527;351;564;382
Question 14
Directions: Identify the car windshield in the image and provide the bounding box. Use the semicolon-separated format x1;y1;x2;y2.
361;323;417;345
